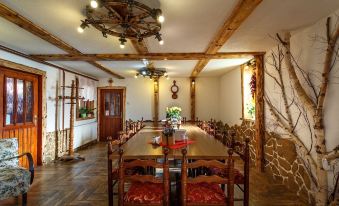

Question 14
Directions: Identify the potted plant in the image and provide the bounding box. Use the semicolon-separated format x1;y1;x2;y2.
79;108;88;118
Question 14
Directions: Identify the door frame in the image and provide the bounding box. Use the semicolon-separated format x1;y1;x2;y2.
97;86;126;141
0;58;46;165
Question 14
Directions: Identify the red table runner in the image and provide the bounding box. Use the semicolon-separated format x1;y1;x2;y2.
149;139;195;149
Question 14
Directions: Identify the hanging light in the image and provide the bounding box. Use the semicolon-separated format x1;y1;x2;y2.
158;15;165;23
134;74;138;79
77;20;88;33
119;36;127;49
155;9;165;23
155;33;164;45
166;75;169;80
90;0;98;8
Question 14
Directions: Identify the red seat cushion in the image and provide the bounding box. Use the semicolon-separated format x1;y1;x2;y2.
209;167;244;184
124;182;164;204
187;182;226;204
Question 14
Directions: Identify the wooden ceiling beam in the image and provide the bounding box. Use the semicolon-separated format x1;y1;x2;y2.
31;52;264;61
190;0;263;77
0;44;99;81
0;3;124;79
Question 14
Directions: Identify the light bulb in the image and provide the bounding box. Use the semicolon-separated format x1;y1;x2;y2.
166;76;169;80
77;27;84;33
90;0;98;8
134;74;138;79
159;40;164;45
120;44;125;49
158;15;165;23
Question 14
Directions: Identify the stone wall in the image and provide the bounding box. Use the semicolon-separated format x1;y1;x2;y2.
43;129;70;164
225;121;313;203
265;132;314;203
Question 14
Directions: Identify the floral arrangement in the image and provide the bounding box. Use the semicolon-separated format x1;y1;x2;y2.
166;106;182;120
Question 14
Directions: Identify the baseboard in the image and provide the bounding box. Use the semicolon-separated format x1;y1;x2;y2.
74;139;98;152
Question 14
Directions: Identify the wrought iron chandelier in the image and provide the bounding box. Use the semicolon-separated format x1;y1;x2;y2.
135;62;168;80
78;0;165;48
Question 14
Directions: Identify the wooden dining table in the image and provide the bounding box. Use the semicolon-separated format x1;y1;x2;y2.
111;124;233;160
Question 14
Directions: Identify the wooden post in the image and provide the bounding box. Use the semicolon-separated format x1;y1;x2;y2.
154;78;159;123
190;78;196;121
255;55;265;172
54;81;59;160
69;80;75;156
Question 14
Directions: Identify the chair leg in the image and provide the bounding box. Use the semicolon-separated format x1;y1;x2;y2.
22;193;27;206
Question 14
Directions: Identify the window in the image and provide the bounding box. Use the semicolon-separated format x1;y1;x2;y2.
4;77;34;126
242;61;256;120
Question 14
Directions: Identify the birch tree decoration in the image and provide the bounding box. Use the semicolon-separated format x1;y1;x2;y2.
265;16;339;205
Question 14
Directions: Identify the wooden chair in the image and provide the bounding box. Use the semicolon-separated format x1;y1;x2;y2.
210;132;250;206
107;137;122;206
118;148;170;206
181;148;235;206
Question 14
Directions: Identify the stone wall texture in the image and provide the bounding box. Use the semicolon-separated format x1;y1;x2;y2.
225;121;313;203
43;129;70;164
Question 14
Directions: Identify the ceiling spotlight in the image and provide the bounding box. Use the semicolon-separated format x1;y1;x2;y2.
141;70;146;75
90;0;98;8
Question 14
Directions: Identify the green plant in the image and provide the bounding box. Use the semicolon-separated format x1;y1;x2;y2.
166;106;181;120
79;108;88;115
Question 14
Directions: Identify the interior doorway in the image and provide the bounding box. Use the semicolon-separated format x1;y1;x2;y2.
98;87;126;141
0;66;43;167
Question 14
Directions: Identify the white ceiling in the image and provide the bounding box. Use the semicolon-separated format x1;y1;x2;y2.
0;0;339;78
221;0;339;52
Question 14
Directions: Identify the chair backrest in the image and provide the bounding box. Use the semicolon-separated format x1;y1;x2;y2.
181;148;235;206
0;138;19;168
118;148;170;206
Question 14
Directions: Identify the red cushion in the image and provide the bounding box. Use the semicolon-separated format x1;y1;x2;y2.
209;167;244;184
187;182;226;204
124;182;164;204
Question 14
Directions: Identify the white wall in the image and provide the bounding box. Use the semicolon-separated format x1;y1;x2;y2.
98;77;220;121
195;77;220;121
219;68;242;125
0;50;98;150
264;9;339;190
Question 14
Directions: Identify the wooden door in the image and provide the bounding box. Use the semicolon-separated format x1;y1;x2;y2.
0;67;40;167
99;89;123;141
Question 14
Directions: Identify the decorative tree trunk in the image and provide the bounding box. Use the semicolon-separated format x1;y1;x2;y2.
265;17;339;205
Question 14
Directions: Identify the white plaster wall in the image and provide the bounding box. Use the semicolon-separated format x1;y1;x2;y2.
219;67;242;125
98;77;154;120
264;9;339;190
158;78;190;120
0;50;98;150
99;77;220;121
195;77;220;121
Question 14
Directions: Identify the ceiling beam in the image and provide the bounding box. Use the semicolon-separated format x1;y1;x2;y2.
130;39;149;54
190;0;263;77
0;3;124;79
31;52;264;61
0;44;99;81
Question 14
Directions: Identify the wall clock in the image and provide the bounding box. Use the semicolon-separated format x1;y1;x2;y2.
171;80;179;99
